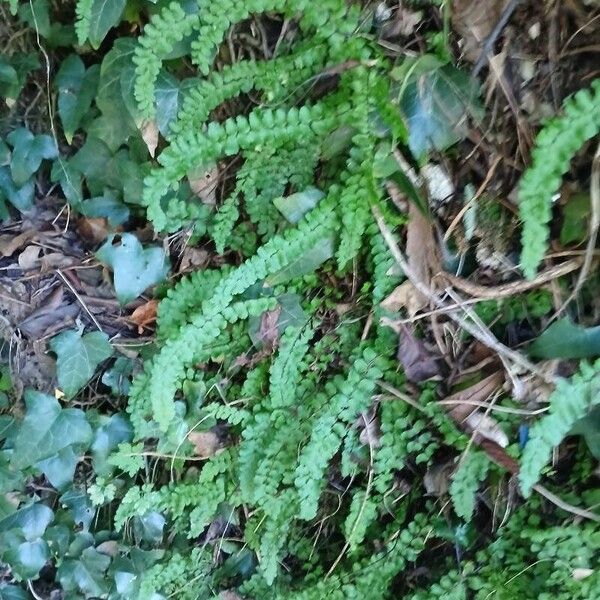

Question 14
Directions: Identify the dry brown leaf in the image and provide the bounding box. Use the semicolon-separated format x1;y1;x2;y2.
130;299;159;334
96;540;119;557
397;323;440;382
188;430;220;458
440;372;504;421
77;216;109;245
423;461;454;495
141;119;159;157
189;164;219;205
220;591;244;600
381;4;423;38
465;411;509;448
0;230;35;257
381;280;423;317
452;0;511;62
179;246;209;272
40;253;76;271
18;245;42;270
18;287;79;339
258;304;282;351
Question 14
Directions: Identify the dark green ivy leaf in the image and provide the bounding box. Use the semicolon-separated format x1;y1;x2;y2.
58;546;112;597
10;391;93;486
88;0;127;49
273;187;324;224
570;405;600;460
96;233;170;304
0;503;54;540
0;584;29;600
393;55;482;159
6;127;58;187
50;329;114;398
55;55;100;143
530;318;600;359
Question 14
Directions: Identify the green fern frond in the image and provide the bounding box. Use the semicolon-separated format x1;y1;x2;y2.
74;0;93;44
519;359;600;496
519;78;600;278
449;451;490;521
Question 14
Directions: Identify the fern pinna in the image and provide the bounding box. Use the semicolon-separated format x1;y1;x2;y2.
103;0;600;597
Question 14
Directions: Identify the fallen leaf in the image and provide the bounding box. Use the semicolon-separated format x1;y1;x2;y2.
465;411;509;448
572;568;594;581
381;4;423;38
141;119;159;157
452;0;511;62
381;280;423;317
41;252;76;271
179;246;209;272
77;216;110;245
18;244;41;270
220;592;244;600
397;323;440;382
0;229;35;256
129;299;158;333
439;372;504;422
423;460;455;495
96;540;118;557
258;305;282;351
18;288;79;339
188;164;219;205
187;430;220;458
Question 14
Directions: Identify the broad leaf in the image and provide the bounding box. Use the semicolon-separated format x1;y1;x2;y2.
570;405;600;460
267;237;334;285
88;0;127;49
50;329;114;398
55;55;99;143
10;391;92;485
80;193;130;226
393;56;481;159
0;584;29;600
273;187;324;224
0;165;34;211
1;536;50;579
0;502;53;540
60;488;95;530
96;233;170;304
101;356;133;396
7;127;58;187
91;412;133;475
58;546;112;597
529;318;600;359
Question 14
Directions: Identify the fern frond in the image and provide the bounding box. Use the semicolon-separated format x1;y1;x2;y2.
133;2;199;118
449;451;490;521
519;78;600;278
74;0;93;44
519;360;600;496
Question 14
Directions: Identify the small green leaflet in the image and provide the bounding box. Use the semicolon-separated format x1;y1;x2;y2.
267;237;334;286
6;128;58;187
96;233;170;304
273;187;324;224
88;0;127;49
530;318;600;359
450;451;490;521
50;329;114;398
55;55;100;143
10;391;93;487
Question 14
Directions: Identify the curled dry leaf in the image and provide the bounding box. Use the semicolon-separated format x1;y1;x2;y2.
141;119;159;157
258;304;282;351
187;430;221;458
397;323;441;383
423;460;455;495
189;164;219;205
465;411;509;448
77;216;109;245
129;299;159;333
18;245;42;270
0;230;35;257
440;371;504;421
381;280;423;317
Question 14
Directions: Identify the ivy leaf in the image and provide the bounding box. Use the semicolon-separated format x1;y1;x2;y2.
0;166;34;211
570;405;600;460
154;70;182;136
55;55;100;144
96;233;170;304
88;0;127;49
58;546;112;597
10;391;93;486
80;193;130;226
0;584;29;600
91;412;133;475
133;511;165;544
6;128;58;187
1;536;50;580
50;329;114;398
60;488;95;530
529;318;600;359
101;356;133;396
0;502;53;540
393;56;481;159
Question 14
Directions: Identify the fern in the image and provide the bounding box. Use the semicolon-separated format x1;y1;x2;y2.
74;0;93;45
519;359;600;496
449;450;491;521
519;78;600;278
